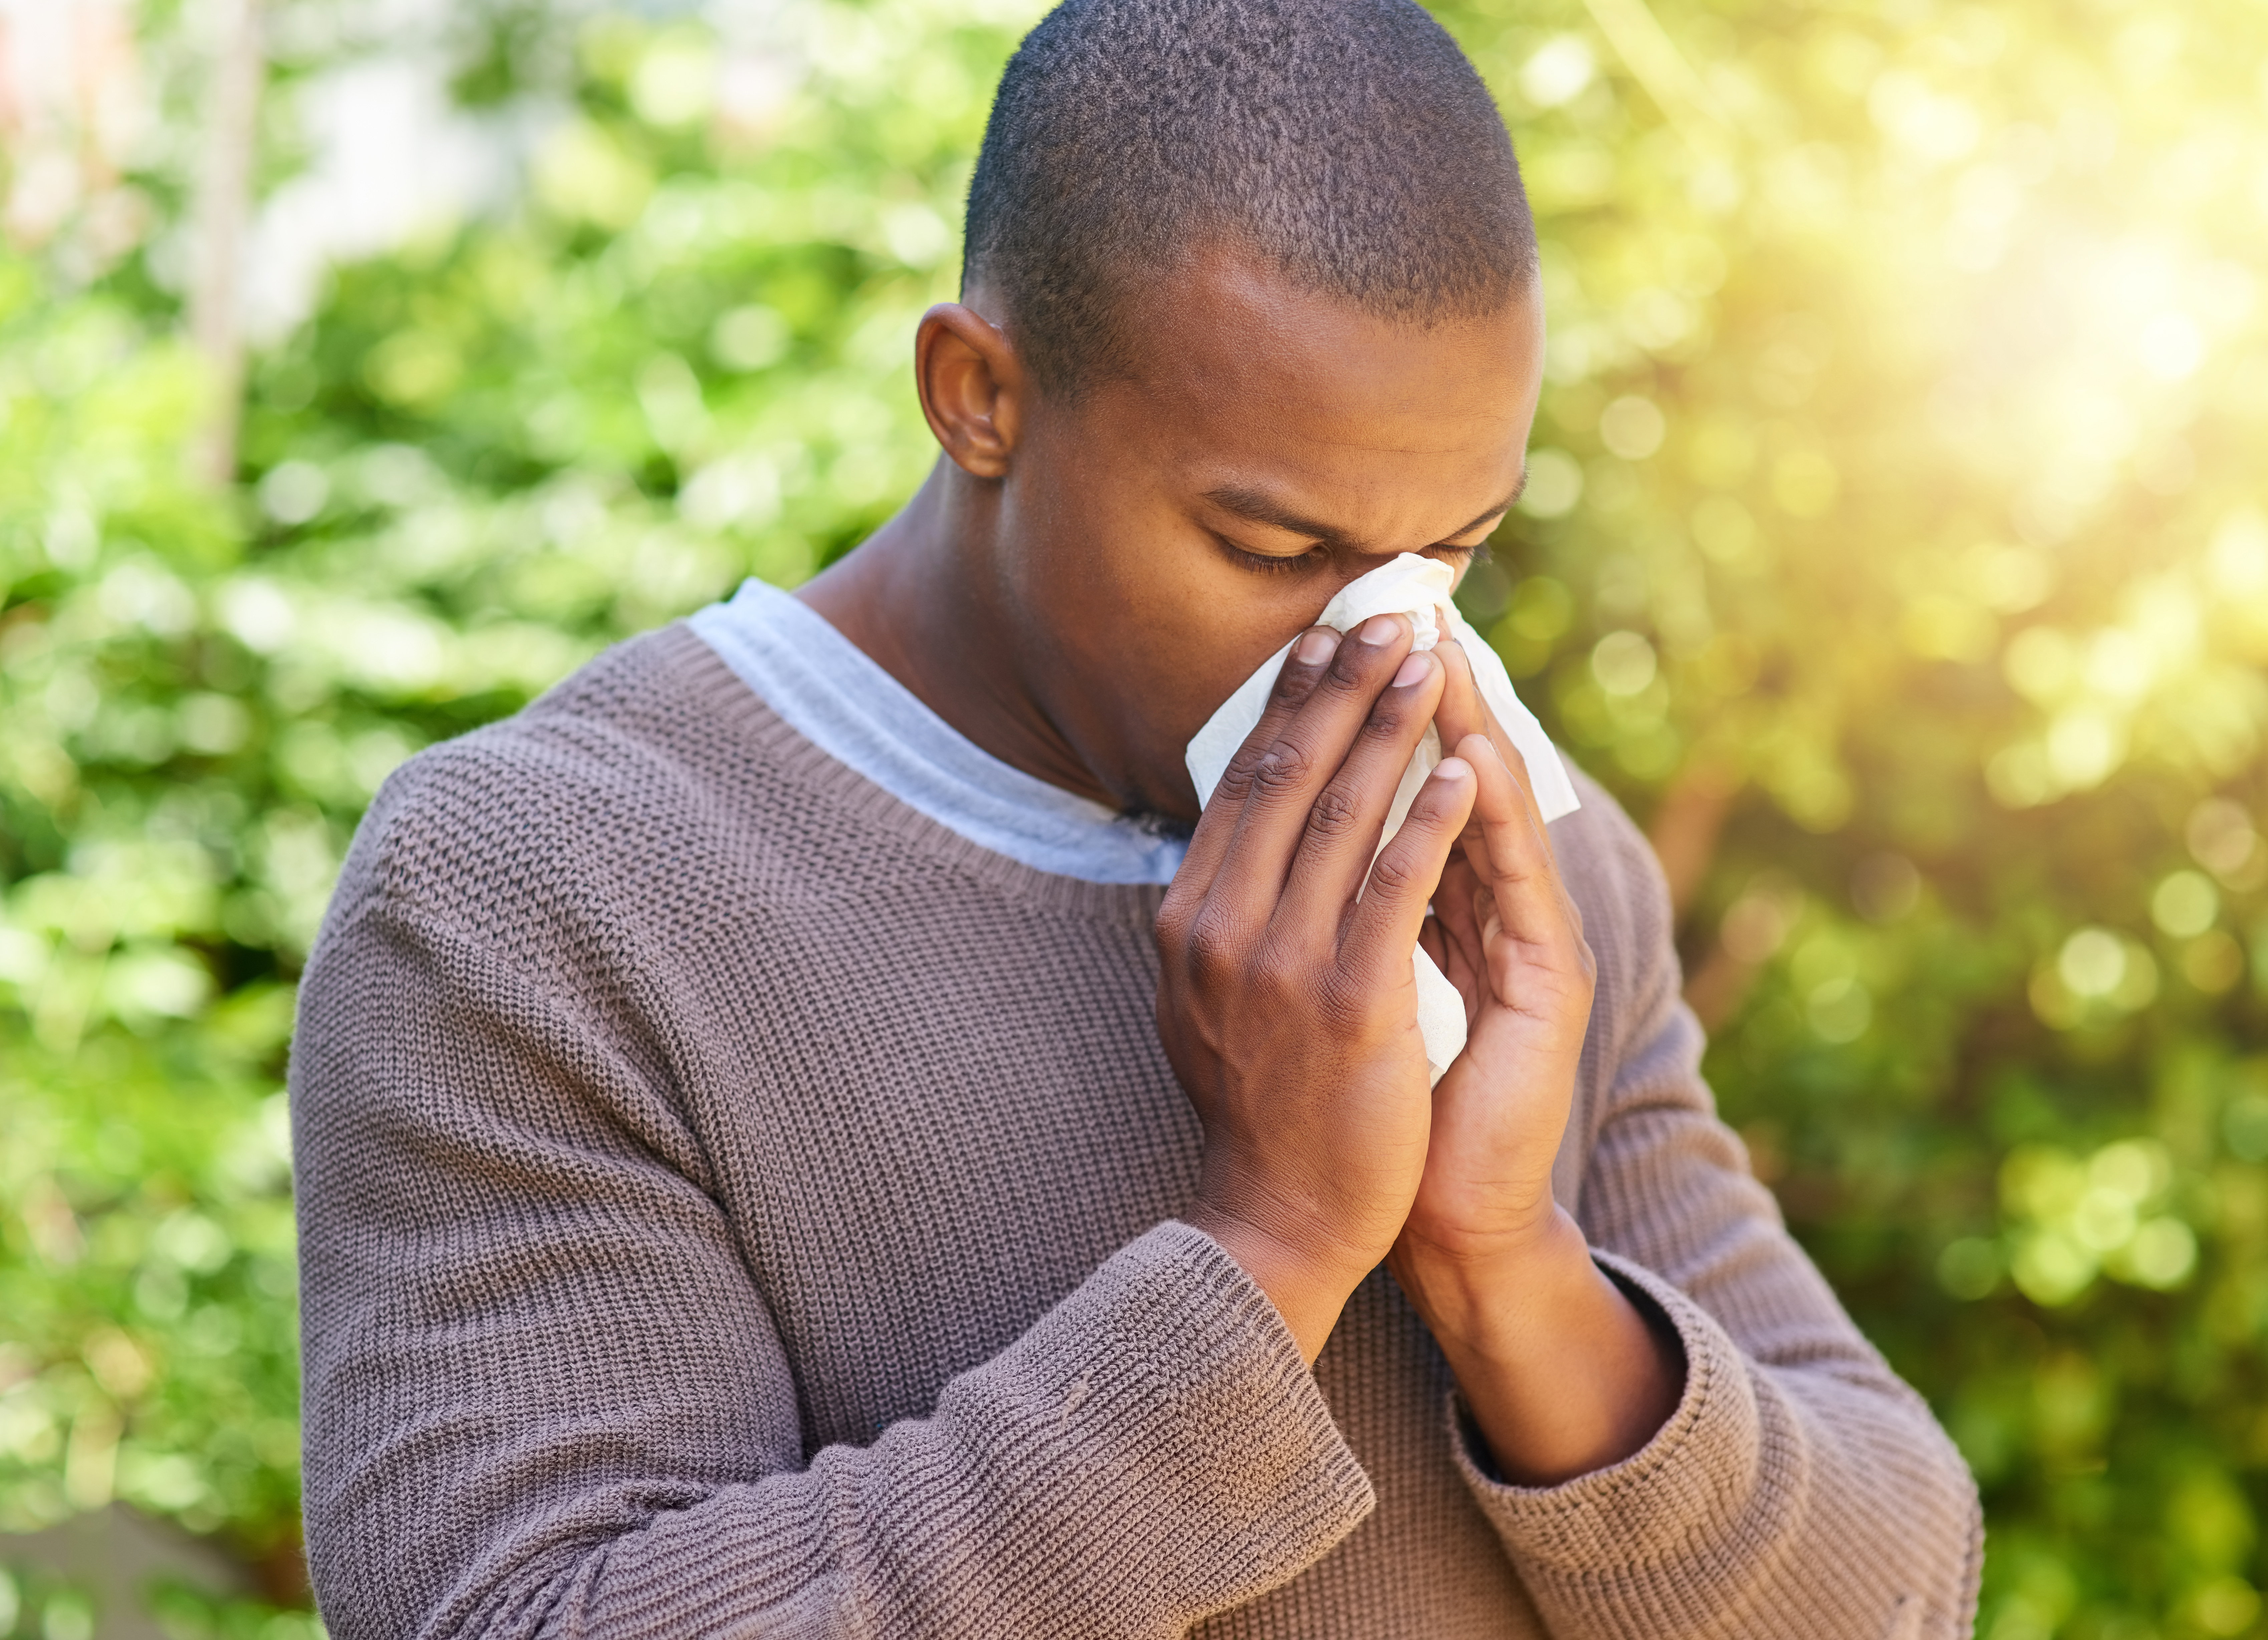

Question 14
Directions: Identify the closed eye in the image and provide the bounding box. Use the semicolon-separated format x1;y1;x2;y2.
1208;532;1492;575
1211;532;1331;575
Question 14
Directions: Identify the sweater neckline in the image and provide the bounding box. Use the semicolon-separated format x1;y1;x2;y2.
687;579;1189;886
657;622;1174;925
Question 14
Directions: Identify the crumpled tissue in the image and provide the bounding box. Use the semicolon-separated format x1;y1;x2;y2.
1185;552;1580;1084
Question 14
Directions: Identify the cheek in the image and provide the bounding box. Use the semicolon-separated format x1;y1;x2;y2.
1027;524;1315;764
1009;438;1265;707
1003;420;1329;754
1043;528;1253;713
1175;579;1312;705
1098;556;1330;758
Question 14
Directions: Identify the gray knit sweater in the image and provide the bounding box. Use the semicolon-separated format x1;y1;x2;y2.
291;623;1982;1639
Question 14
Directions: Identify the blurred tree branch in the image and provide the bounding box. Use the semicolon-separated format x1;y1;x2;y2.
189;0;265;486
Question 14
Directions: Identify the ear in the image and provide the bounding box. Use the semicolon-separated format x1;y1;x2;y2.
914;302;1024;480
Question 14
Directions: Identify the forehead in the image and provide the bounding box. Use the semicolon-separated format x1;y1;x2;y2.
1110;248;1544;516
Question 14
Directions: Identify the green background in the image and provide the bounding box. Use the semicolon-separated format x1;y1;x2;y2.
4;0;2266;1633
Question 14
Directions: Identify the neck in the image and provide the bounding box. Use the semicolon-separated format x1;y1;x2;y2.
796;459;1117;809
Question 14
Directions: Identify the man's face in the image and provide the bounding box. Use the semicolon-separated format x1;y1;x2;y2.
985;249;1547;823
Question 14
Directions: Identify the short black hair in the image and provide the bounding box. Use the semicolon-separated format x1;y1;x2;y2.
963;0;1538;392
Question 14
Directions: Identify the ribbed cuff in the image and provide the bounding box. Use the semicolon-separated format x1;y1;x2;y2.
1447;1249;1768;1572
943;1218;1376;1619
1101;1220;1377;1560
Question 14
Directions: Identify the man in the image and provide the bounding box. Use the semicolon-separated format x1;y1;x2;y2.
292;1;1982;1635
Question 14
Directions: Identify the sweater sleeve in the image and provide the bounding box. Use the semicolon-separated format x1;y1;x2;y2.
291;896;1373;1640
1445;796;1983;1640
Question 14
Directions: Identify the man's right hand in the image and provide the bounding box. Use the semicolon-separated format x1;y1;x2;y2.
1155;613;1479;1362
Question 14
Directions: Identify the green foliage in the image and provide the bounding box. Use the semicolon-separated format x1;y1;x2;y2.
3;0;2266;1634
1424;5;2268;1635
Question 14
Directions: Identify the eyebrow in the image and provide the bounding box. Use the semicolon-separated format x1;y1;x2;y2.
1203;466;1528;553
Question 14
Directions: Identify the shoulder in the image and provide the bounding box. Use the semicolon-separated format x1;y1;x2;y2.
313;623;756;957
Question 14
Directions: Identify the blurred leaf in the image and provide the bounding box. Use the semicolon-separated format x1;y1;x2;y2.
5;0;2268;1632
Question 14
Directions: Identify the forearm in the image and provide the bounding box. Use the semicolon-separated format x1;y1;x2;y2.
1427;796;1980;1633
309;1214;1373;1640
1454;1250;1984;1639
299;910;1377;1639
1398;1209;1684;1485
532;1226;1369;1640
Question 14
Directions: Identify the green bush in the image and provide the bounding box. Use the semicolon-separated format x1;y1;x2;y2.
2;1;2265;1634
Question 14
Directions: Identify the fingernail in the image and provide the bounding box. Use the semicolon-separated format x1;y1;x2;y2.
1434;756;1472;782
1294;628;1339;666
1356;613;1402;646
1393;652;1433;687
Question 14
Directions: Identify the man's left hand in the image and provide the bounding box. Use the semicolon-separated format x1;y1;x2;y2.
1387;633;1685;1486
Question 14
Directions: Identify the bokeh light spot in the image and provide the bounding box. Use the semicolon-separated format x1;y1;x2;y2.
2058;928;2127;998
2121;1218;2197;1289
1590;630;1658;696
2137;311;2203;379
1516;448;1583;518
1937;1237;2002;1300
1519;36;1595;109
1597;395;1666;460
2150;870;2218;938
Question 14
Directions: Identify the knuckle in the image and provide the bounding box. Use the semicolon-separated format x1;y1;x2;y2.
1417;780;1469;828
1573;933;1600;988
1319;647;1385;698
1249;949;1305;1007
1270;655;1321;706
1155;896;1192;954
1357;712;1411;755
1400;793;1449;837
1249;742;1312;800
1215;745;1267;802
1314;967;1374;1030
1365;848;1424;900
1184;908;1242;982
1304;782;1363;844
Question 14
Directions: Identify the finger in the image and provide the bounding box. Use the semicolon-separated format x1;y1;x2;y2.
1420;857;1487;1023
1431;853;1489;1012
1432;637;1548;851
1175;625;1344;895
1457;733;1581;950
1270;647;1448;943
1202;612;1417;934
1431;630;1491;763
1338;756;1476;989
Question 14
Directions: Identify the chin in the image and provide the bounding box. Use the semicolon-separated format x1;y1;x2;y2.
1117;802;1198;843
1102;752;1203;835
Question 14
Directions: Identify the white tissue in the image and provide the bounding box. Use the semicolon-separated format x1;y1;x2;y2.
1184;553;1580;1085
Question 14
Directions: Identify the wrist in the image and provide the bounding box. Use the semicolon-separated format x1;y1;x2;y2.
1395;1206;1600;1363
1184;1202;1368;1365
1395;1214;1687;1485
